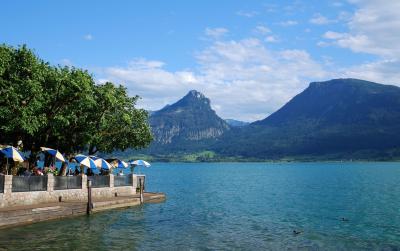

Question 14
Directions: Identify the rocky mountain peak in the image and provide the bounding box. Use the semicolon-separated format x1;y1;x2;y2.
179;90;210;107
149;90;230;146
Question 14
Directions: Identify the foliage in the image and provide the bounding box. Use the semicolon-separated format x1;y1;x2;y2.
88;82;152;154
0;44;152;164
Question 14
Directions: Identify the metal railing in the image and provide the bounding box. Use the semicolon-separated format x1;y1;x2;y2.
0;176;4;193
114;175;132;187
88;176;110;188
53;176;82;190
12;176;48;192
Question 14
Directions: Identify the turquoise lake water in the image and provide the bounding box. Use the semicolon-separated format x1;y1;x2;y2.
1;162;400;250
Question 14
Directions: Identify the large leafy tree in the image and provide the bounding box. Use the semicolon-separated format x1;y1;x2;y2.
0;44;152;165
88;82;152;155
0;44;47;144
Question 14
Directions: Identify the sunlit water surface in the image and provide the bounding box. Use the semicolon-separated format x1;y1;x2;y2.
1;162;400;250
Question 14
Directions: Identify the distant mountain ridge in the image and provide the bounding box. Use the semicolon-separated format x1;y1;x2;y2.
214;78;400;160
255;78;400;127
121;78;400;161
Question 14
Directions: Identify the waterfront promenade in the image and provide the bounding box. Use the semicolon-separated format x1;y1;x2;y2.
0;192;165;229
0;173;165;228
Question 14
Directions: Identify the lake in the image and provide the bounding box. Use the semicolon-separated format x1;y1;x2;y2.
1;162;400;250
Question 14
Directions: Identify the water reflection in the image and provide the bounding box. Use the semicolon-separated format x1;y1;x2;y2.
1;162;400;250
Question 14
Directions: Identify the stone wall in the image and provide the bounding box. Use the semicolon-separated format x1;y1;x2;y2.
0;174;146;208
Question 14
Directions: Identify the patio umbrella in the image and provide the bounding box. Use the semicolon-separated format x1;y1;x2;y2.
0;146;25;162
107;159;128;169
40;147;66;162
74;154;97;169
90;156;112;170
130;160;151;167
0;146;25;174
129;160;151;174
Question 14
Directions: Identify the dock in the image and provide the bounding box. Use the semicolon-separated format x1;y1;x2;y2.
0;192;165;229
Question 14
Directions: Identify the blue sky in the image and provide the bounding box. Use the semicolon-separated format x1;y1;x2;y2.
2;1;400;121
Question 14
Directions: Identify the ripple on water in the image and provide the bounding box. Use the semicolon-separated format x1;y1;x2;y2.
1;162;400;250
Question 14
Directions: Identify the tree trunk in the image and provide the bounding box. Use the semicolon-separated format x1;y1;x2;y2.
88;145;97;156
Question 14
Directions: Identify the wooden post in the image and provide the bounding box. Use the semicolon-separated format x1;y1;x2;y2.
87;179;93;214
139;176;144;204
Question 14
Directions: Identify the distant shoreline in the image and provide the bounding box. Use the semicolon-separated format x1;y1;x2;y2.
114;156;400;163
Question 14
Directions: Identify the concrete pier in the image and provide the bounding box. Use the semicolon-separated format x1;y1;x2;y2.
0;192;166;229
0;173;165;229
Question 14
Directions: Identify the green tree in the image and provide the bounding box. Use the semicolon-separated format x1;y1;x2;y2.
0;44;152;166
0;44;47;144
87;82;152;155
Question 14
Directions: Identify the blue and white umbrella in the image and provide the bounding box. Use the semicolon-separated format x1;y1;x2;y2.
0;146;25;175
108;159;128;169
90;156;112;170
40;147;66;162
0;146;25;162
129;160;151;174
74;154;97;169
130;160;151;167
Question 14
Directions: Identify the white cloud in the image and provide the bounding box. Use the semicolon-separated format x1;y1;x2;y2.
323;1;400;59
102;60;199;112
93;2;400;122
236;10;258;18
100;38;327;121
265;36;279;43
204;27;229;39
83;34;93;40
253;25;271;34
322;1;400;85
278;20;298;26
343;59;400;85
309;13;336;25
323;31;345;40
317;41;329;47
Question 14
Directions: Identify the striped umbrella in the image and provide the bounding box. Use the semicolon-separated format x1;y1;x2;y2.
0;146;25;175
90;156;112;170
130;160;151;167
107;159;128;169
0;146;25;162
40;147;66;162
74;154;96;169
129;160;151;174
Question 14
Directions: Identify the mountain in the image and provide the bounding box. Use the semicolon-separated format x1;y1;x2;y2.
213;79;400;160
118;78;400;161
225;119;250;127
255;78;400;127
142;90;230;155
